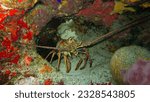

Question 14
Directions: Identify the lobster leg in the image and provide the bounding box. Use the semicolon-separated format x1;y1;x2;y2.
80;54;88;70
75;58;83;71
66;57;71;73
80;48;92;70
50;51;56;63
45;50;55;60
64;55;71;73
57;51;61;71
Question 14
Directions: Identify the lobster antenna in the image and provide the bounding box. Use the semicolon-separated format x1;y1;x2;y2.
36;45;59;50
81;14;150;48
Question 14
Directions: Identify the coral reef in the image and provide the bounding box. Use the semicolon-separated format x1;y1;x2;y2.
0;0;85;85
110;45;150;84
0;0;86;65
0;0;150;85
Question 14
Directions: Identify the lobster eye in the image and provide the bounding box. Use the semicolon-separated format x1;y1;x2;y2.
68;37;73;42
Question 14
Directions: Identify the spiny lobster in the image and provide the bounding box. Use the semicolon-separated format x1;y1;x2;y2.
36;15;150;73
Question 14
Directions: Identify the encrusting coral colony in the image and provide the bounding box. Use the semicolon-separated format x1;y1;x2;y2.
0;0;150;85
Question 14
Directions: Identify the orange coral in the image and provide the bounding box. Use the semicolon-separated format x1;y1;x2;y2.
44;79;53;85
39;64;53;74
24;54;32;66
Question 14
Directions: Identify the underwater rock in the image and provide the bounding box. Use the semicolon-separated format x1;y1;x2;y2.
23;0;85;35
110;45;150;84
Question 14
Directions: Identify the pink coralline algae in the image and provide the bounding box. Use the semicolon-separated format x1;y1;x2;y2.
122;59;150;85
76;0;118;26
